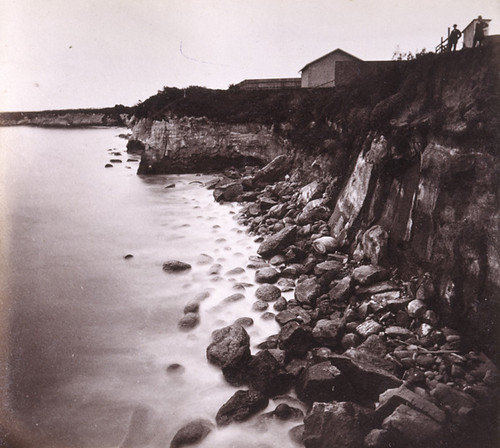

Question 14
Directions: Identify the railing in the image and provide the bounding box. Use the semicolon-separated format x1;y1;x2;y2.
435;27;465;53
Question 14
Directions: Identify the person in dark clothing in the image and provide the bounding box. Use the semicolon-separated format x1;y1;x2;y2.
473;16;488;47
447;24;462;51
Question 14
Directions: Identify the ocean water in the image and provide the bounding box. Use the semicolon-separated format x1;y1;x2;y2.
0;127;301;447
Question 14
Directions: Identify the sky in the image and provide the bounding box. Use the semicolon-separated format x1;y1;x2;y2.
0;0;499;112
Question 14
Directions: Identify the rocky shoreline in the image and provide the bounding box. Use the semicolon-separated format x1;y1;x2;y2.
169;157;499;448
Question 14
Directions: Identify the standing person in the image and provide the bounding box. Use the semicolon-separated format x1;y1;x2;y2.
473;16;488;47
447;24;462;51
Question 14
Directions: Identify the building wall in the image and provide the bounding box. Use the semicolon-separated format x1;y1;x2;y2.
236;78;301;90
463;19;490;48
301;52;359;88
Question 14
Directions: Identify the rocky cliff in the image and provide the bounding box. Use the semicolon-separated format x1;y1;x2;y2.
0;107;131;127
129;44;500;348
129;116;289;174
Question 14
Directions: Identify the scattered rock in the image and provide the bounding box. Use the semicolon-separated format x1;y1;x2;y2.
257;225;297;258
170;419;214;448
234;317;254;327
352;265;389;286
255;284;281;302
178;313;200;330
295;277;321;306
163;260;192;272
215;389;269;426
255;267;280;284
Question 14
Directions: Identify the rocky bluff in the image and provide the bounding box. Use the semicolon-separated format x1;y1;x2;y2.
129;44;500;349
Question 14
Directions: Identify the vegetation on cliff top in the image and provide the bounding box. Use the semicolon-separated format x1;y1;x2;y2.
133;44;499;154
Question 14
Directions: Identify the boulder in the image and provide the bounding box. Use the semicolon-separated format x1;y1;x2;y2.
294;277;321;306
257;225;298;258
252;300;269;311
314;260;343;276
362;225;389;266
329;350;401;400
170;419;214;448
178;313;200;330
206;325;251;385
382;404;443;447
356;320;383;338
162;260;192;272
296;362;353;404
431;383;477;412
216;390;269;426
299;180;324;204
252;155;291;188
246;350;291;396
312;236;338;254
273;297;287;311
297;199;330;225
407;299;427;318
222;293;245;304
303;401;374;448
255;284;281;302
312;319;344;347
376;385;446;423
254;267;279;284
352;265;389;286
275;308;312;326
328;276;352;302
279;321;313;356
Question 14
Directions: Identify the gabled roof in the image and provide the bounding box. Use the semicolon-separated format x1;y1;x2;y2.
463;17;491;32
300;48;363;72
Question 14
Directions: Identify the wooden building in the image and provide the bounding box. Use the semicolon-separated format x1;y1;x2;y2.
300;49;363;88
235;78;301;91
462;17;491;48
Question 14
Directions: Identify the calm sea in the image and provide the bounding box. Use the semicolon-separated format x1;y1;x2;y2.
0;127;299;448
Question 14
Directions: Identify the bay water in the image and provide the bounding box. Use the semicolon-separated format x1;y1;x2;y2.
0;127;300;447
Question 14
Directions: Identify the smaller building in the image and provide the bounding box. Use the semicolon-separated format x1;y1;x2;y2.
462;17;491;48
235;78;301;91
300;49;363;88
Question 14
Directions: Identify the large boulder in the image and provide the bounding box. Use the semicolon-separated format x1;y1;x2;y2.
162;260;192;272
170;419;214;448
296;199;330;225
296;361;353;404
382;404;444;447
352;265;389;286
279;321;313;356
257;225;298;258
252;155;291;188
206;325;251;385
255;267;280;284
303;401;374;448
255;284;282;302
294;277;321;306
246;350;292;396
362;225;389;266
215;390;269;426
312;318;344;347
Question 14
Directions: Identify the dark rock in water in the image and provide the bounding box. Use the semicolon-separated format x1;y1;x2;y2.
196;254;214;265
303;401;375;448
255;284;281;302
295;277;321;306
170;418;214;448
253;300;269;312
261;311;275;320
274;403;304;421
226;267;245;275
255;267;280;284
296;361;353;404
163;260;192;272
183;301;200;314
279;321;313;356
105;163;113;168
110;159;122;163
216;390;269;426
234;317;254;327
222;293;245;304
178;313;200;330
257;225;298;258
126;158;139;162
166;363;185;374
382;404;443;448
206;324;251;385
164;183;175;189
124;254;134;260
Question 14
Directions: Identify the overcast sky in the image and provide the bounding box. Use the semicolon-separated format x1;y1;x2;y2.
0;0;499;112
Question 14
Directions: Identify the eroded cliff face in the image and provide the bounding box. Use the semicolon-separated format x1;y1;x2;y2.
0;111;129;127
129;116;289;174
